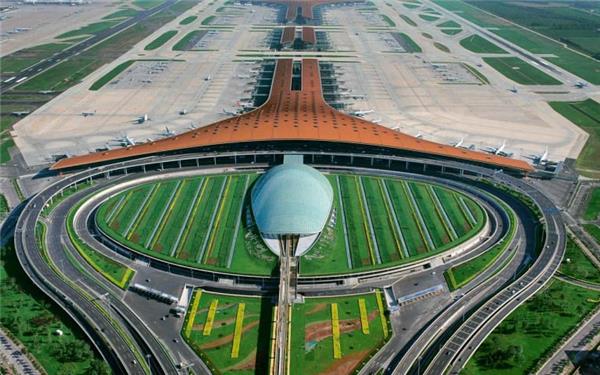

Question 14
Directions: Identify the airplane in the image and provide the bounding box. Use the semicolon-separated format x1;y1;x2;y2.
82;111;95;117
451;137;465;148
204;75;212;81
136;114;148;124
482;140;513;157
575;81;588;89
179;109;187;115
508;86;518;93
222;108;241;116
160;126;175;137
526;146;552;165
11;111;30;116
188;124;197;130
113;134;136;146
350;109;374;117
415;132;423;139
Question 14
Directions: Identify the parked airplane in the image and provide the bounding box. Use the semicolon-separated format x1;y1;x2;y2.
160;127;175;137
113;134;136;146
508;86;518;93
350;109;374;117
11;111;30;116
136;114;148;124
82;111;95;117
482;140;513;157
204;75;212;81
415;132;423;139
179;109;188;115
575;81;588;89
526;146;552;165
222;108;241;116
451;137;465;148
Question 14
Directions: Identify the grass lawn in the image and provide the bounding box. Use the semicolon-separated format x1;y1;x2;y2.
180;15;198;25
437;20;461;28
97;173;486;276
433;42;450;53
419;14;439;22
463;278;600;374
1;43;73;75
144;30;178;50
1;242;106;374
0;193;8;215
202;15;216;25
89;60;135;90
434;0;600;84
14;0;195;92
584;224;600;245
183;291;273;375
560;238;600;285
399;14;417;27
483;57;562;85
57;20;120;39
173;30;207;50
441;28;462;36
133;0;164;10
462;63;490;84
289;292;390;375
0;132;15;164
583;187;600;221
390;32;422;52
103;8;139;20
549;99;600;177
459;34;506;54
381;15;395;27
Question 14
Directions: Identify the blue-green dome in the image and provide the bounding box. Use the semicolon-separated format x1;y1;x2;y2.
251;164;333;236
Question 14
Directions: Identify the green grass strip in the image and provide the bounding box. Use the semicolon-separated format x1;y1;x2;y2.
89;60;135;90
175;178;208;258
180;15;197;25
67;201;134;289
203;176;231;263
355;177;377;265
126;184;160;239
144;30;178;51
149;180;186;250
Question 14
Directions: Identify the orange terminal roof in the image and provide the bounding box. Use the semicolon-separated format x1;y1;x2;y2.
281;26;296;44
51;59;533;172
260;0;354;22
302;26;316;45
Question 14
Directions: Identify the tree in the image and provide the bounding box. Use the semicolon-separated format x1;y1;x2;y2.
88;359;112;375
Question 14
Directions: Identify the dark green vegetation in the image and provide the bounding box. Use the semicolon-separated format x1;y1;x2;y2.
482;57;562;85
57;20;120;39
102;8;139;20
381;15;396;27
464;0;600;59
419;14;439;22
437;20;460;28
1;43;73;75
14;0;196;92
0;194;8;216
434;0;600;84
459;34;506;54
421;32;432;39
173;30;207;51
445;201;515;291
399;14;417;27
584;224;600;245
144;30;178;50
180;15;198;25
97;173;486;276
433;42;450;53
583;187;600;221
0;133;14;163
463;63;489;84
289;293;390;375
202;15;216;25
441;29;462;36
183;291;272;374
560;238;600;285
89;60;135;90
1;241;105;374
549;99;600;177
463;279;599;374
133;0;163;10
390;32;422;53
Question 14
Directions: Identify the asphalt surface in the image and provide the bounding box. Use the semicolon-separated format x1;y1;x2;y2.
0;0;177;94
15;149;565;375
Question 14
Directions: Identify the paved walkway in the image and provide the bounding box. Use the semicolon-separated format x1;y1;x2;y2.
0;327;40;375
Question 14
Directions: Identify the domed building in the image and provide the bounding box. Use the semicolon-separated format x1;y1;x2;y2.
251;155;333;257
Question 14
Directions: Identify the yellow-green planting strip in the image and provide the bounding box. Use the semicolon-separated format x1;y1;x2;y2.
331;303;342;359
358;298;370;334
203;299;218;336
184;289;202;338
231;303;245;359
375;290;388;338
